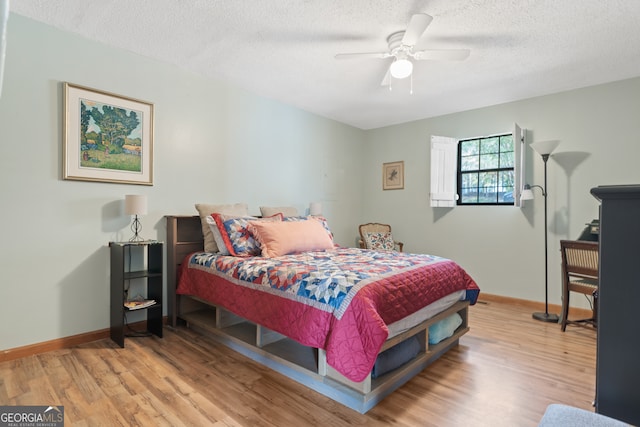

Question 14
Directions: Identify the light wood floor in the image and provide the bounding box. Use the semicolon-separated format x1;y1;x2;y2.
0;299;597;426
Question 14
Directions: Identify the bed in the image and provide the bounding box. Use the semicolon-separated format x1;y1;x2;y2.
166;214;479;413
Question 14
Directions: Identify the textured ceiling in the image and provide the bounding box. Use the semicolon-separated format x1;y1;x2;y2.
10;0;640;129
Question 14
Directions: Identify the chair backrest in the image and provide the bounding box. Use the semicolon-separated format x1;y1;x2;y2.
359;223;392;249
359;223;392;236
560;240;599;280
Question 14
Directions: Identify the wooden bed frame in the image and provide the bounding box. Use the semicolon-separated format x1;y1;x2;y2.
166;215;470;413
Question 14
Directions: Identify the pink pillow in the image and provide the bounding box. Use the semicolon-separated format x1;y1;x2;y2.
248;219;334;257
212;213;282;257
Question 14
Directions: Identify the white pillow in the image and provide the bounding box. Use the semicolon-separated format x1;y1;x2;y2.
194;203;248;252
205;216;230;255
259;206;299;218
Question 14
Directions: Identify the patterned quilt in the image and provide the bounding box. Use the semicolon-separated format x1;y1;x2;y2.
177;247;479;382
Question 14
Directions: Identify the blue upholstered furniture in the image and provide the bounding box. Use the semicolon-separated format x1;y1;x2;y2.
538;404;629;427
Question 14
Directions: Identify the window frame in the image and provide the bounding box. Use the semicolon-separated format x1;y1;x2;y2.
456;133;516;206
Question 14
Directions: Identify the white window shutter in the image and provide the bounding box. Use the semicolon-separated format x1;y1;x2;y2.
430;136;458;207
513;123;525;207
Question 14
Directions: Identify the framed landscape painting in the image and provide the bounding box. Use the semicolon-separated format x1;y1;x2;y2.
63;82;154;185
383;161;404;190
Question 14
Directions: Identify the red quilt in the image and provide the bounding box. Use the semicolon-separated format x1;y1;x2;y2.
177;247;479;382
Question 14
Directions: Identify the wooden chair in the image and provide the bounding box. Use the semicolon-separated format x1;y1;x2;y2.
560;239;599;332
358;223;403;252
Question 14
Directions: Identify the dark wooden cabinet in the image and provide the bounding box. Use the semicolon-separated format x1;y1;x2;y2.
109;241;163;347
591;185;640;425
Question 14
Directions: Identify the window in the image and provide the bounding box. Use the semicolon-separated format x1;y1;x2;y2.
429;124;525;208
457;134;514;205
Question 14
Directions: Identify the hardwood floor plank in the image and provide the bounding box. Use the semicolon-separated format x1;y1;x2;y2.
0;299;597;426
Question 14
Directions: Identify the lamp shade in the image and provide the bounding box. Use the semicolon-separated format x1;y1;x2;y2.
520;188;534;201
125;194;147;216
309;202;322;216
530;140;560;156
390;58;413;79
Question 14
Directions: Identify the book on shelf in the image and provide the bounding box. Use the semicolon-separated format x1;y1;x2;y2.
124;299;156;310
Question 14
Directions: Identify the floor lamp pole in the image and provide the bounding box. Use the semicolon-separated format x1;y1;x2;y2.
533;154;559;323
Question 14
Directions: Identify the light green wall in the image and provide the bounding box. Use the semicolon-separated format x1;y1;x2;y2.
2;13;639;351
0;15;365;350
363;77;640;305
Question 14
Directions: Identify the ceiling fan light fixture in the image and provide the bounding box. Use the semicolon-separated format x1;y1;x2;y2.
390;58;413;79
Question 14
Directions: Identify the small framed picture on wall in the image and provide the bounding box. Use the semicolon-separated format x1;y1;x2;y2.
383;161;404;190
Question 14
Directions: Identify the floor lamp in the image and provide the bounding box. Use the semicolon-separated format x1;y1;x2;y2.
521;140;560;323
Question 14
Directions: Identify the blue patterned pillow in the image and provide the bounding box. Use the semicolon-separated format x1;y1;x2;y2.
213;213;282;257
223;217;260;256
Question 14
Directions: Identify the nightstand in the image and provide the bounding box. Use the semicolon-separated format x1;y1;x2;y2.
109;241;163;347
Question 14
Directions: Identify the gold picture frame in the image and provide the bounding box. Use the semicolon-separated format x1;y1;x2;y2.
63;82;154;185
383;161;404;190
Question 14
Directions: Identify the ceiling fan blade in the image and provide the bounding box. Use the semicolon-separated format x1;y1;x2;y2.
402;14;433;46
380;67;390;86
335;52;390;60
414;49;470;61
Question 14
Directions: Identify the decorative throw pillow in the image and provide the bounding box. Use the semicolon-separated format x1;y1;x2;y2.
283;215;334;243
194;203;248;253
248;219;334;258
205;215;231;255
259;206;299;218
364;231;395;251
212;213;283;257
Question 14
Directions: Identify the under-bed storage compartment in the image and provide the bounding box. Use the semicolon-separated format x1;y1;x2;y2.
177;300;320;373
321;300;469;394
177;294;469;397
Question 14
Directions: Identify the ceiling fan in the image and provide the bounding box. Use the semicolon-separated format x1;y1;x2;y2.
335;13;470;85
